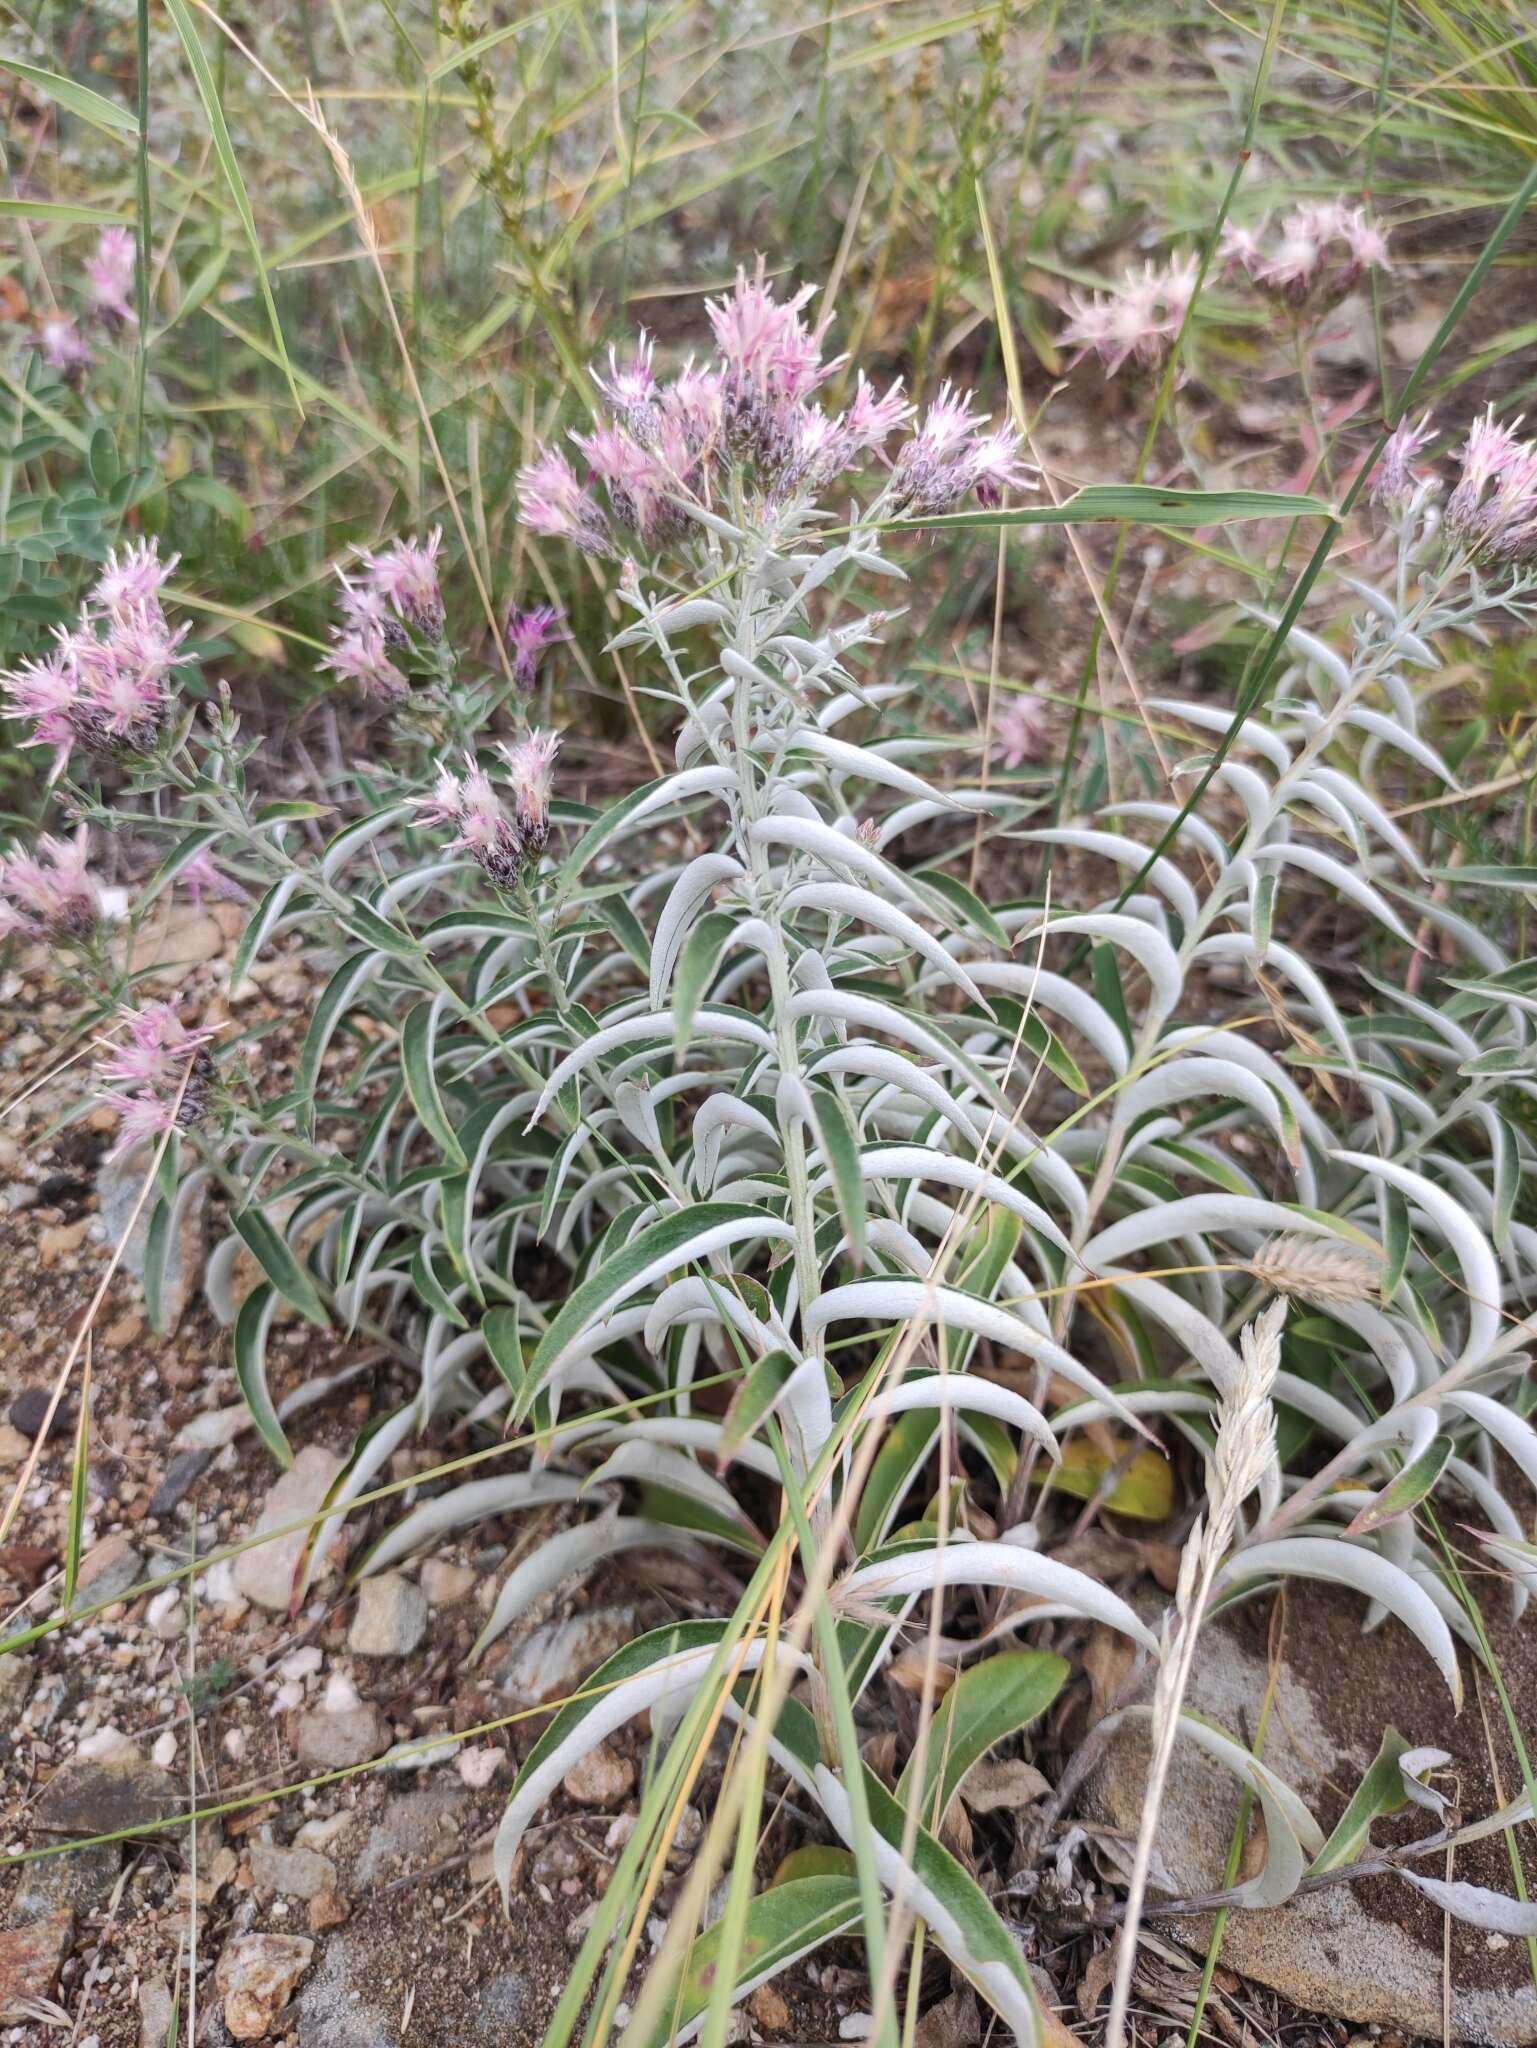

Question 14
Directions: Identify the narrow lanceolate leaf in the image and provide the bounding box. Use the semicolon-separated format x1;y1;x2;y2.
230;874;301;989
806;1086;866;1260
896;1651;1068;1825
0;58;139;134
1398;1872;1537;1936
63;1359;92;1611
719;1348;802;1467
879;482;1335;533
640;1877;862;2048
673;909;738;1054
523;1204;797;1410
1344;1435;1454;1537
230;1207;328;1327
402;998;468;1168
234;1285;294;1469
1308;1727;1414;1873
1227;1537;1462;1702
161;0;302;412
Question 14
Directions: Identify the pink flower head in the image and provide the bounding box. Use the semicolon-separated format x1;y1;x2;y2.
87;226;137;326
1258;215;1323;303
0;828;99;939
99;1001;219;1093
1446;406;1530;549
2;646;78;764
97;1001;217;1157
100;1090;181;1160
71;606;188;748
1217;220;1267;279
415;756;526;887
707;264;837;402
572;424;673;539
706;262;845;475
517;447;610;555
595;333;660;441
180;850;248;907
845;374;914;454
660;363;723;458
91;539;178;619
506;604;568;693
1340;207;1391;280
1371;411;1437;511
991;694;1050;770
360;529;444;637
324;621;409;704
889;385;1036;517
499;728;561;859
1060;257;1195;377
963;426;1034;509
38;315;91;376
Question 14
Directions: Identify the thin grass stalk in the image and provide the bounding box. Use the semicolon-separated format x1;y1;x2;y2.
1105;1299;1285;2048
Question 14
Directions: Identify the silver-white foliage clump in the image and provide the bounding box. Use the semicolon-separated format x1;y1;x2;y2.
18;273;1537;2038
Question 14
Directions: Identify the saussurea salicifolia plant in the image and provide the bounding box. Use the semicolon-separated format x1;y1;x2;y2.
8;266;1537;2037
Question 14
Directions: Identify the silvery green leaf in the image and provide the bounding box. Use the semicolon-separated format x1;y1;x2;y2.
1251;845;1417;947
966;963;1130;1077
1017;911;1182;1022
792;728;984;811
1227;1536;1462;1702
813;1766;1040;2047
805;1280;1147;1427
492;1625;806;1902
1398;1872;1537;1936
750;814;926;906
844;1142;1074;1256
1104;797;1228;864
648;852;745;1008
1117;1706;1322;1907
1149;696;1292;772
1334;1152;1500;1368
1083;1195;1336;1269
862;1373;1058;1462
781;881;988;1005
1194;934;1358;1067
471;1515;713;1663
1444;1391;1537;1491
530;1009;774;1123
834;1540;1158;1652
1022;829;1199;926
361;1473;585;1577
1120;1057;1293;1160
1398;1745;1453;1814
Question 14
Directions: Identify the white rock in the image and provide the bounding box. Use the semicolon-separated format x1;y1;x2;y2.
455;1745;504;1790
322;1669;361;1715
278;1646;323;1685
151;1731;178;1770
348;1572;428;1659
232;1446;343;1614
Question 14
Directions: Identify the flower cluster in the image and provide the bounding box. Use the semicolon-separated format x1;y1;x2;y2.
518;265;1026;548
325;531;445;702
0;828;99;942
1368;404;1537;565
1059;255;1199;377
1062;201;1389;378
97;1002;219;1159
1219;200;1389;307
1444;408;1537;563
2;539;188;768
32;227;140;381
416;731;561;887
